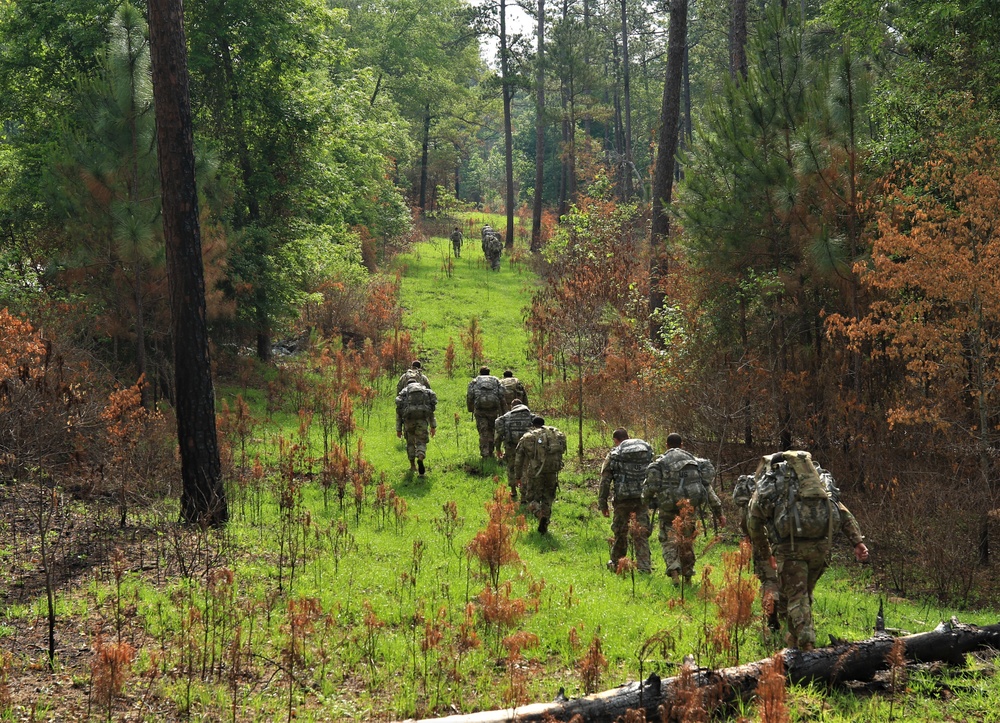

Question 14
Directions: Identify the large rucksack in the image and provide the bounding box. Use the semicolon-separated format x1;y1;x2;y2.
733;474;756;508
535;426;567;474
397;383;437;421
499;376;526;406
610;438;653;500
396;368;428;393
503;406;534;445
649;449;713;508
759;451;838;545
486;233;503;257
469;376;502;412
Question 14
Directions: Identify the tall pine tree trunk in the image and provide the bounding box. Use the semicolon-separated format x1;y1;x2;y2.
620;0;633;199
531;0;545;252
148;0;228;527
500;0;515;249
419;103;431;214
649;0;687;344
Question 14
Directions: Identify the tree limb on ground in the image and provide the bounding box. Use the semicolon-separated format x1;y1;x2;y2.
403;619;1000;723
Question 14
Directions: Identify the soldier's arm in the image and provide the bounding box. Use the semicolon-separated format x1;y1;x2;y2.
707;482;724;518
746;506;772;559
422;374;431;389
836;501;865;547
598;454;613;512
641;465;660;508
466;384;475;413
494;415;506;447
513;441;526;480
395;406;403;434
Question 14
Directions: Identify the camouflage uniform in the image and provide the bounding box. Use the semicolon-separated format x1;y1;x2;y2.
746;458;865;649
499;375;529;409
735;475;781;620
396;368;430;394
450;228;463;257
466;374;506;457
395;383;437;465
484;232;503;271
494;403;534;498
514;425;565;529
642;448;724;579
598;443;652;572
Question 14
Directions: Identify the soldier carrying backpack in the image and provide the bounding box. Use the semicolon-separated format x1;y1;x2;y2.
598;428;653;573
466;366;507;458
499;369;529;409
514;416;566;534
747;450;869;650
641;432;726;585
395;381;437;476
396;360;430;394
494;399;534;499
484;231;503;271
734;468;780;630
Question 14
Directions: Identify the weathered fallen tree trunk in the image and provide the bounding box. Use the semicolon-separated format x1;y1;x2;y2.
403;619;1000;723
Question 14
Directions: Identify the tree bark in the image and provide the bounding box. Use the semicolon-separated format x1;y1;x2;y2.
405;620;1000;723
648;0;687;344
500;0;515;250
147;0;228;527
419;103;431;214
531;0;545;252
620;0;633;199
729;0;747;80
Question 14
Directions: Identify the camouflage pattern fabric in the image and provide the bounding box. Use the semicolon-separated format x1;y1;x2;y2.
474;411;497;457
514;426;564;520
396;369;430;393
772;538;830;648
499;376;528;408
739;510;780;609
402;418;431;462
656;510;696;577
450;229;463;257
610;499;651;572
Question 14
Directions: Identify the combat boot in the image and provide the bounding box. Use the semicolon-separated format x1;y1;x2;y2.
669;570;681;586
538;517;549;534
417;458;425;476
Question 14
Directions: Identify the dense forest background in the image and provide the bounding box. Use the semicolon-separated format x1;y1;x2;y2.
3;0;1000;632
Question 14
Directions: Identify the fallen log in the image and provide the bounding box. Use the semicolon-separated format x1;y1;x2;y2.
403;618;1000;723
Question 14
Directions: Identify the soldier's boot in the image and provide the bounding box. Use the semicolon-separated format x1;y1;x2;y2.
538;517;549;534
409;458;416;472
417;458;425;476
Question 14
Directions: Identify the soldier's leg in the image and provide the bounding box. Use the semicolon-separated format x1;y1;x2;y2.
677;514;697;579
609;505;631;565
412;420;430;471
534;473;557;533
777;556;812;649
474;413;492;457
632;505;653;573
403;420;418;470
658;513;681;576
503;445;518;498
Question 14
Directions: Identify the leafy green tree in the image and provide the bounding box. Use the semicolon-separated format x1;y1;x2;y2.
187;0;409;359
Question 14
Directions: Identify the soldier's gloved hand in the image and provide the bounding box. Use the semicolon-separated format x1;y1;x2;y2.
396;430;402;438
854;542;869;562
601;507;610;518
768;555;777;571
430;428;436;437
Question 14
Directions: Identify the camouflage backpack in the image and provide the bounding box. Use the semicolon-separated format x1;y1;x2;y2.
648;448;714;508
503;406;534;445
733;474;756;508
760;451;838;546
396;368;427;393
469;376;503;412
499;377;526;407
537;426;567;473
609;438;653;500
486;233;503;256
397;383;437;421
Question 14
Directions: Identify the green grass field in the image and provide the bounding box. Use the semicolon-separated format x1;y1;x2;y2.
17;219;998;721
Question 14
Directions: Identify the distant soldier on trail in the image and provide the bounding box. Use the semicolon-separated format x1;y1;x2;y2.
642;432;726;585
450;227;464;258
599;428;653;573
481;224;493;250
499;369;529;409
494;398;534;500
747;450;869;651
396;360;430;394
466;366;507;458
395;381;437;476
514;416;567;534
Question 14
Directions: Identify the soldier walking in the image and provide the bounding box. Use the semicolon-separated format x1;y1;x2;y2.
494;399;534;500
514;416;567;534
733;467;781;631
395;381;437;476
747;450;868;651
499;369;529;409
466;366;506;458
396;359;430;394
450;227;463;258
598;428;652;573
642;433;726;585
